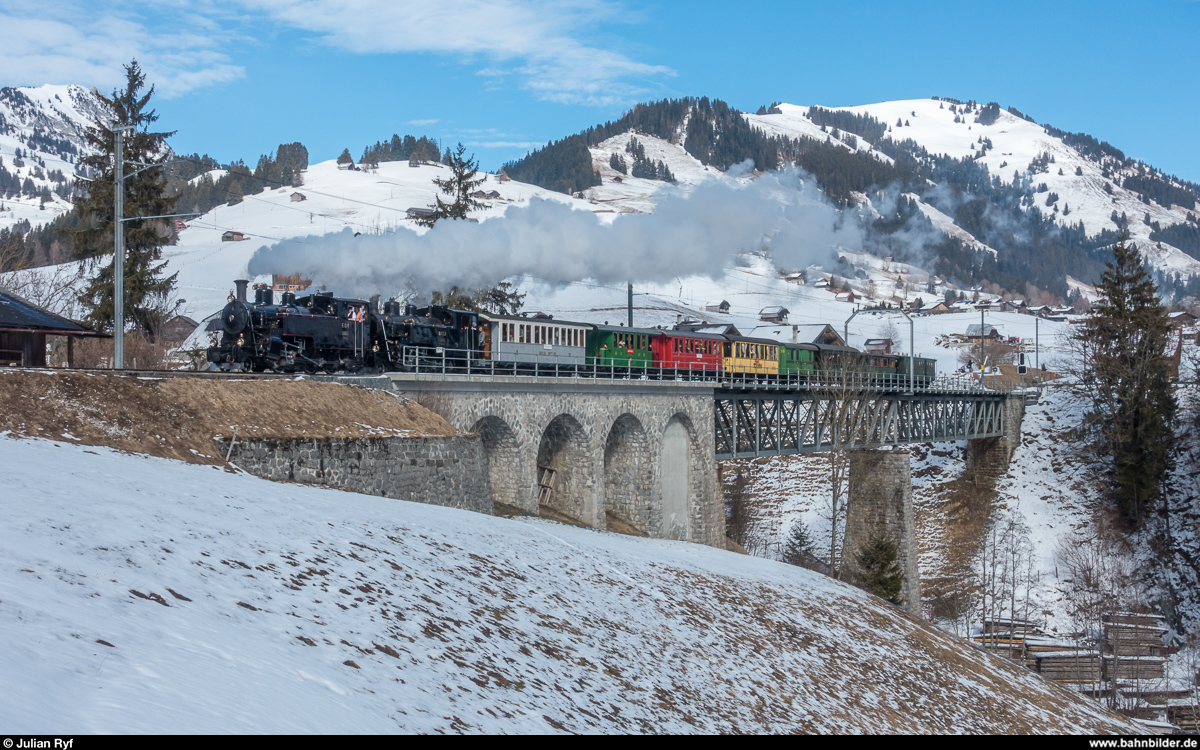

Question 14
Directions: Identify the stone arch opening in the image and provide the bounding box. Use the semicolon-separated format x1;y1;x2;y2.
472;415;527;512
661;414;700;542
536;414;592;524
603;413;653;535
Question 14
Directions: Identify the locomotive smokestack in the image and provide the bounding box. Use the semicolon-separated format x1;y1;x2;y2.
369;294;380;313
235;279;249;303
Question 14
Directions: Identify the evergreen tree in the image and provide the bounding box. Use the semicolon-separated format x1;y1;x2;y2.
226;180;244;206
69;60;178;336
853;531;904;605
417;143;485;227
337;148;353;167
1072;235;1176;522
783;521;816;568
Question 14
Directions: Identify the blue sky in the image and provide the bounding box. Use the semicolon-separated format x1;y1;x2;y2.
3;0;1199;180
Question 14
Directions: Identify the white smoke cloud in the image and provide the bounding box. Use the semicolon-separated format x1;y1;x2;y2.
247;167;864;298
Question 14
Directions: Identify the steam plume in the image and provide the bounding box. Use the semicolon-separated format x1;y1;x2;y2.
247;166;863;297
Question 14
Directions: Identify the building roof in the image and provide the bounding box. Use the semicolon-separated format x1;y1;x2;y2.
966;324;1000;337
0;288;100;335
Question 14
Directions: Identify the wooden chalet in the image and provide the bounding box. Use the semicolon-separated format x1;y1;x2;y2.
965;323;1001;340
759;306;789;323
406;207;437;220
221;230;246;242
161;315;199;344
1169;311;1198;327
864;338;893;355
703;300;731;314
0;288;106;367
1035;651;1104;683
290;192;307;202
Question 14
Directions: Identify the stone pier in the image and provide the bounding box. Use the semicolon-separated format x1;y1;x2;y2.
841;447;921;613
965;395;1026;485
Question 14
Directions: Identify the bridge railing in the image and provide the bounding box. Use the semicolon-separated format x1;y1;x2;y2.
397;346;1029;394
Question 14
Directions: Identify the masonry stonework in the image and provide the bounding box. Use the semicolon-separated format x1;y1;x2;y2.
965;395;1026;485
841;448;921;613
224;435;492;514
399;380;724;548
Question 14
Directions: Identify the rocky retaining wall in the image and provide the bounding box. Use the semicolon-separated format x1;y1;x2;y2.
222;435;492;514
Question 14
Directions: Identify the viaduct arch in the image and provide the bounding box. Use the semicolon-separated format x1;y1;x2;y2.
402;380;723;548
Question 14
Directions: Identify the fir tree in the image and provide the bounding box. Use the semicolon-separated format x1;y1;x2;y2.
417;143;485;227
69;60;178;336
337;148;353;167
783;521;816;568
853;531;904;605
1072;234;1176;523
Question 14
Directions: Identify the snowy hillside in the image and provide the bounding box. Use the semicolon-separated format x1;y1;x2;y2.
0;434;1138;733
583;131;727;213
745;100;1200;277
0;84;104;231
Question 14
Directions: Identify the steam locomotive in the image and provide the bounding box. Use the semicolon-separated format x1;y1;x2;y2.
206;280;481;373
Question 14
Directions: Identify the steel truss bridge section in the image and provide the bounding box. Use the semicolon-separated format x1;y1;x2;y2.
714;390;1008;459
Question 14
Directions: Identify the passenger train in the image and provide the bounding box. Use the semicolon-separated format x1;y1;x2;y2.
207;281;936;386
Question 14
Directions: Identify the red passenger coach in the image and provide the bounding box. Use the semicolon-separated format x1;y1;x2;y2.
652;330;724;376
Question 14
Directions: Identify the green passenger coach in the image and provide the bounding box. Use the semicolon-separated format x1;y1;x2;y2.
587;326;659;369
779;342;819;378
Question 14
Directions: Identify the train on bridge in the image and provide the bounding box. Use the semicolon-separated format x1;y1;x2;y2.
207;281;936;386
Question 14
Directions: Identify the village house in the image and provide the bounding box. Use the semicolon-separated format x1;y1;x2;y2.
406;207;437;220
864;338;894;355
1169;311;1197;327
965;323;1002;341
221;230;246;242
703;300;731;314
834;291;856;303
759;306;789;323
0;288;105;367
290;192;306;202
161;315;200;345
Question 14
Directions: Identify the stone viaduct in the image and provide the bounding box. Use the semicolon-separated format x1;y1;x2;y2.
310;373;1030;614
389;376;726;548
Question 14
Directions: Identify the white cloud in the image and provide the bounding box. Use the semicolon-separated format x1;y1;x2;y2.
408;118;439;126
239;0;673;105
0;2;244;96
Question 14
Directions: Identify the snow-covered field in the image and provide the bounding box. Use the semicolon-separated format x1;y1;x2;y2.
0;434;1138;733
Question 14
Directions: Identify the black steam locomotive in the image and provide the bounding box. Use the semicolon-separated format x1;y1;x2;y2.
207;280;482;373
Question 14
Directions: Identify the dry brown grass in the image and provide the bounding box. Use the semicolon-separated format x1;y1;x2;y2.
0;370;459;464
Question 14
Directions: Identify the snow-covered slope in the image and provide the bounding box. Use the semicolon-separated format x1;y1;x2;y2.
583;131;727;213
0;433;1138;733
745;100;1200;276
0;84;104;231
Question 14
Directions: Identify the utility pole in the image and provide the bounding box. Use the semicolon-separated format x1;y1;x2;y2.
1035;315;1040;385
980;309;986;386
627;282;633;328
113;125;134;370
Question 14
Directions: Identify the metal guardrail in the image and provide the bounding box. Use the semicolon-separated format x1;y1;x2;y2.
397;345;1031;395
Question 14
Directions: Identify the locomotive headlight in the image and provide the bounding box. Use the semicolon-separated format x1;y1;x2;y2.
236;335;245;346
372;342;380;352
209;333;218;346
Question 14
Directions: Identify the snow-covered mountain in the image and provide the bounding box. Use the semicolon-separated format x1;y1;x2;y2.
744;100;1200;276
0;84;105;231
